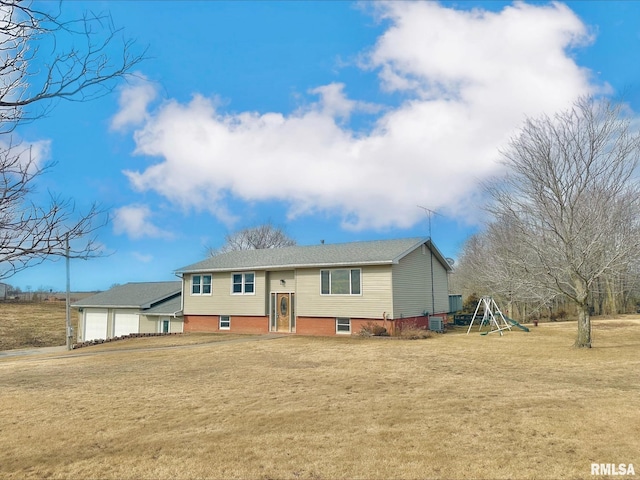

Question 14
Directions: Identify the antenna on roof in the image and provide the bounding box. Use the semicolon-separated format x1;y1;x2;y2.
417;205;441;240
417;205;441;317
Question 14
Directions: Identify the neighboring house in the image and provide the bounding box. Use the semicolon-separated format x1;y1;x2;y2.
72;281;183;342
175;237;451;336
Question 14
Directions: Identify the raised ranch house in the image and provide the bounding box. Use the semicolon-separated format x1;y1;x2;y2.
72;281;183;342
176;237;451;336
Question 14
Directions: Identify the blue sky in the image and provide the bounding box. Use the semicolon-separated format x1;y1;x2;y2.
9;1;640;292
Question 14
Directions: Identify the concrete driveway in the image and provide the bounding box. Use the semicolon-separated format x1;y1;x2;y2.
0;345;68;358
0;334;287;361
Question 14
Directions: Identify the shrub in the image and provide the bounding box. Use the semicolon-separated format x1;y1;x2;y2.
396;327;433;340
463;293;480;312
359;321;389;337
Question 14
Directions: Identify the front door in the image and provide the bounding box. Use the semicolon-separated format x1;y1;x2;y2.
276;293;290;332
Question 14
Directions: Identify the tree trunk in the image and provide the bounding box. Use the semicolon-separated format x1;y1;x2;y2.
575;302;592;348
607;276;618;314
574;279;592;348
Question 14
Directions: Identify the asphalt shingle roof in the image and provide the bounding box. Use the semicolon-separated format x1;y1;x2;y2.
176;237;450;273
143;295;182;316
71;281;181;309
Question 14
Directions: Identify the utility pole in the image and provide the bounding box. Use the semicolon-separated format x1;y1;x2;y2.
418;205;440;316
65;233;72;350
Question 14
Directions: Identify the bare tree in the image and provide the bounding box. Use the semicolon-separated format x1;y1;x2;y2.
454;225;559;320
0;143;106;279
209;223;296;256
0;1;144;129
0;2;144;278
486;97;640;347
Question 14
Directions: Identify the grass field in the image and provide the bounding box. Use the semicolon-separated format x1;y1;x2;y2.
0;301;70;350
1;317;639;479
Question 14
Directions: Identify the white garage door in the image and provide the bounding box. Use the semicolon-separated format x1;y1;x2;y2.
84;310;108;341
113;312;139;337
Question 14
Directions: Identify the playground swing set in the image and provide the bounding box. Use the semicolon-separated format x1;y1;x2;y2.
466;296;530;336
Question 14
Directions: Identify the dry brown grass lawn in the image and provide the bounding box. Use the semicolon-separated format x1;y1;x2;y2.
0;301;247;353
0;301;69;350
1;318;639;480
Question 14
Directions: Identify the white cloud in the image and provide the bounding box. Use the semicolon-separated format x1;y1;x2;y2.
0;138;52;174
110;74;158;132
120;2;602;230
112;204;172;240
132;251;154;263
308;83;381;120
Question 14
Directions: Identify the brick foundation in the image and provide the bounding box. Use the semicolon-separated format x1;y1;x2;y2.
396;315;429;331
184;315;269;334
396;313;447;332
184;313;447;336
296;317;394;336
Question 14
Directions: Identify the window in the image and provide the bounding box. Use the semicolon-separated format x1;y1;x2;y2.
336;317;351;334
219;315;230;330
320;269;361;295
192;274;212;295
232;272;255;294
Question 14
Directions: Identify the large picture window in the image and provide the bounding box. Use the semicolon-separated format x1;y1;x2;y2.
191;274;212;295
320;269;361;295
232;272;255;294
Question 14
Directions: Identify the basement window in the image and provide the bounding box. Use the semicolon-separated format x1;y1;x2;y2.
219;315;230;330
336;318;351;334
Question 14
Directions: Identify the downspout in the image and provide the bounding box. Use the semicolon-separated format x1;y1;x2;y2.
175;272;185;331
175;272;185;313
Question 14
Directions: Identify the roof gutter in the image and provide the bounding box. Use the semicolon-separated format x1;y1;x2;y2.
175;260;396;275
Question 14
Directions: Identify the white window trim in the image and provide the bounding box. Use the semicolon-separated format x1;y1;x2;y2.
231;272;256;295
219;315;231;330
320;268;362;296
191;274;212;296
336;317;351;334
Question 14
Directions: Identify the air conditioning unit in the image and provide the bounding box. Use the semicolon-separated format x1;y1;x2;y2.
429;317;444;333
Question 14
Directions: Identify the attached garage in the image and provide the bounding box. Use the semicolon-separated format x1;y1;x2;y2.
113;312;140;337
84;310;108;341
72;282;183;343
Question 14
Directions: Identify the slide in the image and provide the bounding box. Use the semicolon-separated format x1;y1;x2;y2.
506;317;530;332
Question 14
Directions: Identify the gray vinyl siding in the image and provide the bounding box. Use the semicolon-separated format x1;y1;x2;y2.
392;245;449;317
183;271;267;316
296;265;393;319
